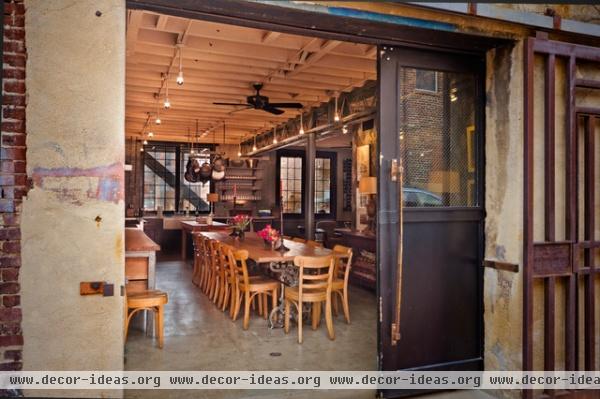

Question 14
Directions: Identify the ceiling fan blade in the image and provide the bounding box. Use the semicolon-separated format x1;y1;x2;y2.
213;102;252;107
267;102;303;109
262;106;285;115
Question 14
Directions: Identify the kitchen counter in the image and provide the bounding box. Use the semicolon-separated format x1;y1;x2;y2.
125;228;160;252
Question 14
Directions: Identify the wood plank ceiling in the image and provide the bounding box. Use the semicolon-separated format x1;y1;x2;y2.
126;10;377;144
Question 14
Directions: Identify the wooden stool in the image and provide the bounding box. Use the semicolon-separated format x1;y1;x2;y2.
124;290;168;348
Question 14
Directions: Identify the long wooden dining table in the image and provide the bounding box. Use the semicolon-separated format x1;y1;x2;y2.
199;231;332;262
199;231;333;328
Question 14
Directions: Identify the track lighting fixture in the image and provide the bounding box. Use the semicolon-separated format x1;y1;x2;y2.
176;45;184;85
164;76;171;109
299;113;305;135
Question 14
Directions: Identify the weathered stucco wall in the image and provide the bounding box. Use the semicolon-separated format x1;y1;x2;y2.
22;0;125;397
484;41;524;399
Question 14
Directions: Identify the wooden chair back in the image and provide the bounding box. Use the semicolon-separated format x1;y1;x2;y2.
230;248;251;287
332;245;353;280
293;255;335;299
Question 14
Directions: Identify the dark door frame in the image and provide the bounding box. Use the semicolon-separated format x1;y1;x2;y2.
126;0;507;53
126;0;497;385
377;45;486;397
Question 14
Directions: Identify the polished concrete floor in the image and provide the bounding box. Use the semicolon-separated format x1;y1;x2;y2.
124;260;495;399
125;259;378;399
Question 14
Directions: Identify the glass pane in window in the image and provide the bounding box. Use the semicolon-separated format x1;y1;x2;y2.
400;68;477;207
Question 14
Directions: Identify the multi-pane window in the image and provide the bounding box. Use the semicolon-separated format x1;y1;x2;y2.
180;152;211;212
143;147;176;211
142;143;212;212
279;152;335;216
280;156;303;214
315;158;331;214
415;69;438;92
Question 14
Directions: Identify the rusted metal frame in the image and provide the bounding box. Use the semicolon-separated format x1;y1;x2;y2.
576;107;600;116
575;79;600;90
533;39;600;62
545;54;556;242
523;38;535;397
544;276;557;377
565;55;578;373
583;114;596;371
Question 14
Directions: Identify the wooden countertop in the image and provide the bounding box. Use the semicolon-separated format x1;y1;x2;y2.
125;228;160;252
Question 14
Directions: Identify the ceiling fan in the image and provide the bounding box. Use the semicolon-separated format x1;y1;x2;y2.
213;83;302;115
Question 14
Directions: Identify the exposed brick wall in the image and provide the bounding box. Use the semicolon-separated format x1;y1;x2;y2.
0;0;26;378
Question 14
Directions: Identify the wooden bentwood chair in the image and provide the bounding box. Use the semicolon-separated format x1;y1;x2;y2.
227;248;279;329
284;254;335;344
331;245;353;324
124;289;168;348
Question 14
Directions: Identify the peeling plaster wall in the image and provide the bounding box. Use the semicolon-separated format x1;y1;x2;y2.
484;42;524;399
21;0;125;397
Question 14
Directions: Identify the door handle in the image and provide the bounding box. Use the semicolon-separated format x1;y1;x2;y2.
391;158;403;346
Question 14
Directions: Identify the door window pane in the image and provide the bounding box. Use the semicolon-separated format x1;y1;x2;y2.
281;156;303;214
399;68;478;207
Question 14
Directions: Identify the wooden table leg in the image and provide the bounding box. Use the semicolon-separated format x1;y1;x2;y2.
181;228;187;261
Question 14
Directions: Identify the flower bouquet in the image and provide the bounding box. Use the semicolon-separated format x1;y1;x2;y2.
257;225;280;250
230;214;251;239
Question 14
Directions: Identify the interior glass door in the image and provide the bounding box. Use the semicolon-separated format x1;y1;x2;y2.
377;46;485;398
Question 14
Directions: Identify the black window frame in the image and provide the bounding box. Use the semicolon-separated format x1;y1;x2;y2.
276;149;337;219
142;141;215;214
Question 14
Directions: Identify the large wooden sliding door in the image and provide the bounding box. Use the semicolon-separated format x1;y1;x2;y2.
378;46;485;398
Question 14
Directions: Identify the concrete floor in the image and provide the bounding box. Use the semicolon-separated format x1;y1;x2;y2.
124;260;496;399
125;259;378;399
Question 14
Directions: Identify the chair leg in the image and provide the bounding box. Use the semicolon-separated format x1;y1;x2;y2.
124;309;130;343
229;285;237;319
243;291;251;330
342;289;351;324
298;302;303;344
233;292;242;321
284;299;290;334
257;294;263;317
325;296;335;340
312;302;321;330
332;292;339;316
264;294;268;316
157;305;165;349
222;282;229;312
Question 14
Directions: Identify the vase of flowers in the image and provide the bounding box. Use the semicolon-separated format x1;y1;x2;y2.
257;225;280;250
230;214;251;240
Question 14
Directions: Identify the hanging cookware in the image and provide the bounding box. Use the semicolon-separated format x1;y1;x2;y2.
211;169;225;181
229;158;245;168
199;160;212;183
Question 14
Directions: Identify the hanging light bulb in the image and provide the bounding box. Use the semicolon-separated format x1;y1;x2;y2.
147;131;154;137
163;76;171;109
342;125;348;134
143;139;148;145
155;101;161;125
176;46;184;85
272;127;278;144
252;135;257;152
334;96;340;122
237;143;242;157
140;147;144;152
299;113;305;135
